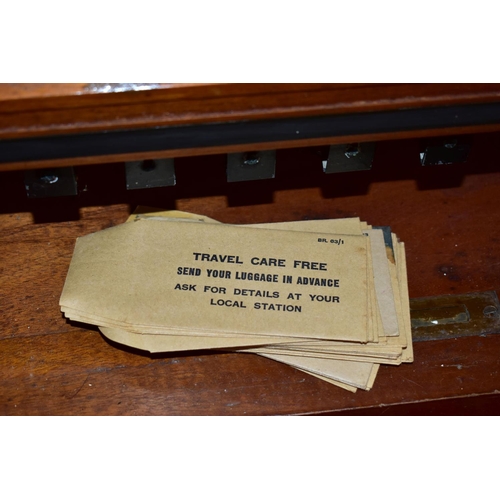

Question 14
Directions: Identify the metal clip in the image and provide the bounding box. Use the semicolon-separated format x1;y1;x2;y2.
323;142;375;173
125;159;176;190
227;150;276;182
24;167;77;198
419;137;470;166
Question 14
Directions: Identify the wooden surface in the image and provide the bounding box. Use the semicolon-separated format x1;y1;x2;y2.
2;83;500;171
2;83;500;140
1;133;500;415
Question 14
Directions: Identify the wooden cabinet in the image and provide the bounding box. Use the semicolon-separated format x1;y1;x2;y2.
1;84;499;415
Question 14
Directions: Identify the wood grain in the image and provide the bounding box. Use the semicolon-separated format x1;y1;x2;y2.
1;83;500;140
1;331;500;415
1;133;500;415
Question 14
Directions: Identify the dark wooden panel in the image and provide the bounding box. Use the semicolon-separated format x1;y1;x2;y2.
2;84;500;140
1;323;499;416
2;83;500;171
327;394;500;416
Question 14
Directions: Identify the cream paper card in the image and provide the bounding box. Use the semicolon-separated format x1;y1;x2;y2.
259;353;378;390
61;208;412;392
61;218;369;342
130;211;387;343
135;212;386;342
98;211;402;359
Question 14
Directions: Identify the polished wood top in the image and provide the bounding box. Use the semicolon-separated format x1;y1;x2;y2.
2;83;500;140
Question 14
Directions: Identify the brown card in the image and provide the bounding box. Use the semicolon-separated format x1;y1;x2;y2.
61;218;369;342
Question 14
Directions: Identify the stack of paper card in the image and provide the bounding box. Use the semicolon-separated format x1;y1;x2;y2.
60;208;413;393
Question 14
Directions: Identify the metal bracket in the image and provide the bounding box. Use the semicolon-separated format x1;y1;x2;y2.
410;290;500;342
419;137;470;166
323;142;375;173
125;159;176;190
227;150;276;182
24;167;77;198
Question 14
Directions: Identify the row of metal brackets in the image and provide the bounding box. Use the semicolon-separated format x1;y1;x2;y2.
23;138;471;198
